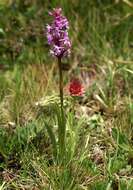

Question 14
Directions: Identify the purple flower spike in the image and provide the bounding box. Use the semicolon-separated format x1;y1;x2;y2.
46;8;71;58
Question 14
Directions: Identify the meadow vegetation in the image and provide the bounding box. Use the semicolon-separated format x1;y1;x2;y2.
0;0;133;189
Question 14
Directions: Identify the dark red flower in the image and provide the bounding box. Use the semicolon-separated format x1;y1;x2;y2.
69;79;84;96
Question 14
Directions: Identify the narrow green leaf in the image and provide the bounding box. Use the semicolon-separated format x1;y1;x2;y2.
44;122;57;160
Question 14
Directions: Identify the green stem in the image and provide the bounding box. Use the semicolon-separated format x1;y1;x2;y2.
58;57;66;163
58;57;63;110
72;97;76;115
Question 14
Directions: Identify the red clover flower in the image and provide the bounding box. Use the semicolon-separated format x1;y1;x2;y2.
69;79;84;97
46;8;71;58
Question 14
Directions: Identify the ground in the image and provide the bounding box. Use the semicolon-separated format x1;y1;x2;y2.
0;0;133;189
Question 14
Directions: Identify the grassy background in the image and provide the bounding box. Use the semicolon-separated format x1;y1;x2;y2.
0;0;133;189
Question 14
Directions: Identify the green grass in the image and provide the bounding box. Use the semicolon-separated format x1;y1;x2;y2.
0;0;133;189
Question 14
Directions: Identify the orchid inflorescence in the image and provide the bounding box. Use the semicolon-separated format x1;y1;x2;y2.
46;8;71;58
